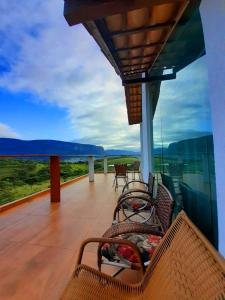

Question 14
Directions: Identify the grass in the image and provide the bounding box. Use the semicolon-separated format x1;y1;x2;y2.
0;155;207;206
0;157;138;205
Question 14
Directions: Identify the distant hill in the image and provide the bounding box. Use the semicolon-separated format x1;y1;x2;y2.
0;138;105;156
105;149;140;156
167;135;214;157
153;147;168;156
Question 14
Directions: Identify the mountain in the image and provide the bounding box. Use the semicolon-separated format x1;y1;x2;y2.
153;147;168;156
105;149;140;156
167;135;214;157
0;138;105;156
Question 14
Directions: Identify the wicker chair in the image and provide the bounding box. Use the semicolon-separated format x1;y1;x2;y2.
113;172;155;221
113;164;128;191
97;184;174;273
122;172;155;197
131;161;141;180
61;211;225;300
161;173;182;215
113;183;173;225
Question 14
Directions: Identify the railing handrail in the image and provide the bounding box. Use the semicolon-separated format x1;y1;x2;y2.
0;154;140;158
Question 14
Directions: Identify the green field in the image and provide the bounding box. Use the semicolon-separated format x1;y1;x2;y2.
0;157;138;205
0;155;209;206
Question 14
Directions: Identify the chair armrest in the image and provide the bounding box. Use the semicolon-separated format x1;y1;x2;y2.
113;195;155;221
103;222;164;238
122;180;148;193
77;237;145;275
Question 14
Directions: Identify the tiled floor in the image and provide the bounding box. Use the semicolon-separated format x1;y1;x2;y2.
0;174;141;300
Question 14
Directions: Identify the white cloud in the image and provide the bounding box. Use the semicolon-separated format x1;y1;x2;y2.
153;57;212;148
0;123;19;138
0;0;140;150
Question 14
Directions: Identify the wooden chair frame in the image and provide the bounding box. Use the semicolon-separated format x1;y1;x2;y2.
61;211;225;300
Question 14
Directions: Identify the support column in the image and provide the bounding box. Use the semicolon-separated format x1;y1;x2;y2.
88;156;94;182
200;0;225;256
104;157;108;174
141;82;154;182
50;156;60;202
140;123;144;177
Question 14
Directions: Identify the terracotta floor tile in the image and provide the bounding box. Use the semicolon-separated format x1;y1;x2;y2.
0;174;139;300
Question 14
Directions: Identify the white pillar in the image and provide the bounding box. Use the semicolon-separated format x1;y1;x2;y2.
103;157;108;174
200;0;225;256
140;123;144;176
88;156;94;182
141;82;154;182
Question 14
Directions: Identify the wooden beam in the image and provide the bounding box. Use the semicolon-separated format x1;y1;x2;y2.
123;69;147;75
64;0;178;26
116;41;165;52
122;61;153;68
111;21;175;37
123;73;176;85
120;53;158;61
95;19;122;75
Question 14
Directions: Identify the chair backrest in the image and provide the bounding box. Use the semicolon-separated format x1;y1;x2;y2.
161;173;176;199
155;183;174;233
143;211;225;299
179;182;214;244
114;164;127;176
132;160;140;171
148;172;155;196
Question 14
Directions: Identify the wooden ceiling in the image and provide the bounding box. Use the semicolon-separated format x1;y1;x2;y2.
64;0;203;125
125;84;142;124
102;1;188;79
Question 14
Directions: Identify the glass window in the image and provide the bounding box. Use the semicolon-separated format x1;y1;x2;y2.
153;56;218;247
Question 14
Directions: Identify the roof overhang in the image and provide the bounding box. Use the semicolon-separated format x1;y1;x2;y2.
64;0;204;125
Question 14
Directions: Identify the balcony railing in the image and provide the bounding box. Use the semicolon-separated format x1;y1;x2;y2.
0;154;139;208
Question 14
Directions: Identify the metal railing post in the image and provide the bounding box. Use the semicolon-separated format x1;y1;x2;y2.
50;155;61;202
88;156;94;182
104;157;108;174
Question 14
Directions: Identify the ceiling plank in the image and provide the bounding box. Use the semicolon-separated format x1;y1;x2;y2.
120;53;158;61
116;41;165;52
111;21;175;37
122;61;154;68
64;0;178;26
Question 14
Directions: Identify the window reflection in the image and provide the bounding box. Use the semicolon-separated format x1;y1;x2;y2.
153;57;217;247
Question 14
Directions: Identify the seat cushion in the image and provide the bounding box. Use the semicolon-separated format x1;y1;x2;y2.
101;233;161;264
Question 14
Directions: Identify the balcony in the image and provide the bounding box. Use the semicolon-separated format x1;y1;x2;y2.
0;173;142;300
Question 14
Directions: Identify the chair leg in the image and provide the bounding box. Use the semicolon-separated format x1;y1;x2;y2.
112;267;125;277
115;177;118;191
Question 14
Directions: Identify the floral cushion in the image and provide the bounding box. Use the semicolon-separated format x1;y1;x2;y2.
121;195;151;211
101;233;161;264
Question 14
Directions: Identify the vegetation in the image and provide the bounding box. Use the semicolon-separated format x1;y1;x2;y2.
0;156;138;205
0;159;87;205
0;155;208;206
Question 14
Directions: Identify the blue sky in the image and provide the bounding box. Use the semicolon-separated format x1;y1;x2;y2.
0;0;140;150
0;1;212;150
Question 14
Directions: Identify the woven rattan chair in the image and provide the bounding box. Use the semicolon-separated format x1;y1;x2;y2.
161;173;182;215
97;184;174;273
113;172;155;221
113;164;128;191
113;183;173;225
61;211;225;300
131;161;141;180
122;172;155;197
